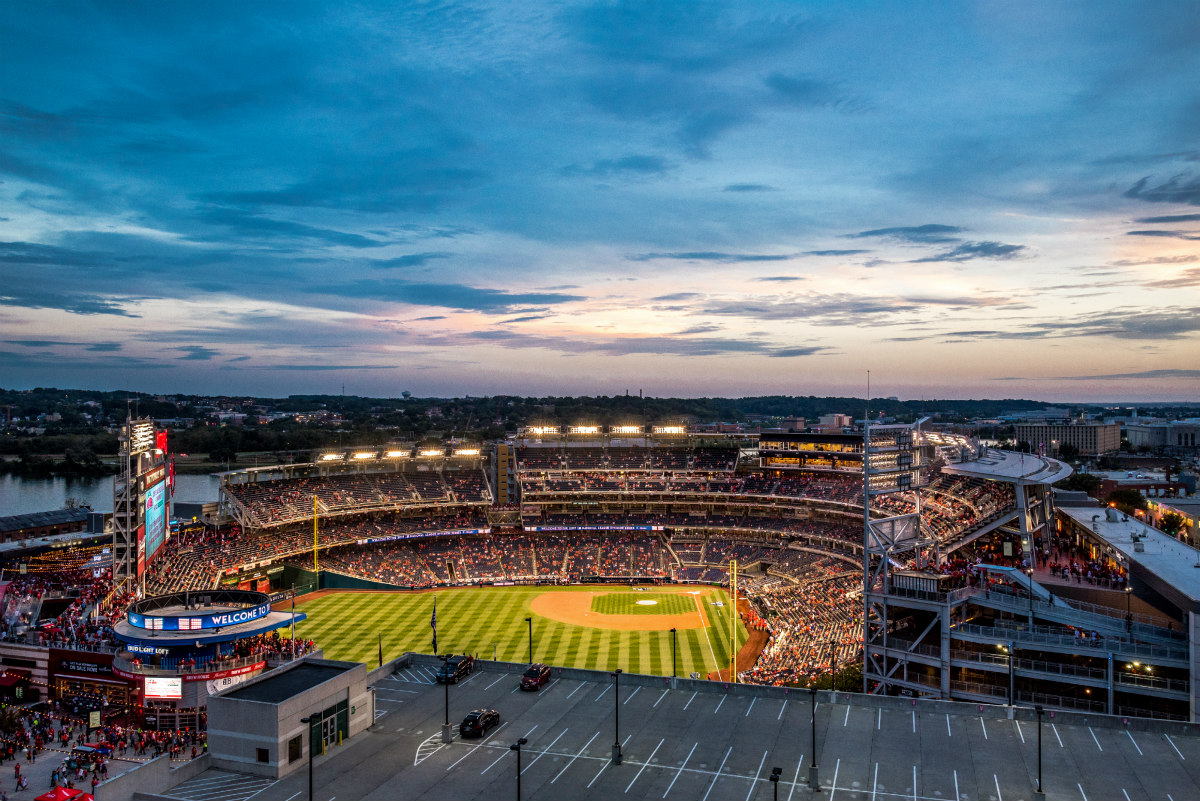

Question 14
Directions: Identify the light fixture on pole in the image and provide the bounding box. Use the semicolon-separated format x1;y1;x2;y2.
808;687;819;790
525;616;533;664
510;737;528;801
770;766;783;801
670;627;677;679
611;668;623;764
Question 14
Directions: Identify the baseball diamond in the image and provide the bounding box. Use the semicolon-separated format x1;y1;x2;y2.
292;585;749;677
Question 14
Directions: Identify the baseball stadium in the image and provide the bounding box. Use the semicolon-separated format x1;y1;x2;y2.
10;421;1200;800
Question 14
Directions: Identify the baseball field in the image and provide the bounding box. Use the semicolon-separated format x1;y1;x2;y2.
291;584;748;677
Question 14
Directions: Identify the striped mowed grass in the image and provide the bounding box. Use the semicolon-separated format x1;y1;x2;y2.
293;585;747;677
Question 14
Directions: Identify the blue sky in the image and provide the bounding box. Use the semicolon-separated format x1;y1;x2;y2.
2;1;1199;401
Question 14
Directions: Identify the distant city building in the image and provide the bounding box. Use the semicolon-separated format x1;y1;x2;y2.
1014;421;1121;456
817;413;853;430
1125;420;1200;453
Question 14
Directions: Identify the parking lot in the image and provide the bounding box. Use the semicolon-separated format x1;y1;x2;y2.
179;662;1200;801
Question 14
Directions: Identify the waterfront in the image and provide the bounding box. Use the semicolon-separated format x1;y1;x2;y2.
0;472;221;517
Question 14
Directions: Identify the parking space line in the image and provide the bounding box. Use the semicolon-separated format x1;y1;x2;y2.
1126;730;1142;756
543;678;560;693
746;697;756;717
458;673;482;687
912;765;917;800
522;728;568;774
587;755;610;789
552;731;600;784
701;746;733;801
876;708;881;730
1015;720;1024;744
1077;782;1088;801
480;748;510;776
662;742;698;798
1122;788;1131;801
911;710;916;733
946;713;951;737
994;773;1003;801
787;755;804;801
484;674;508;690
745;750;767;801
1052;723;1063;747
1089;727;1102;751
715;695;726;714
1166;733;1185;760
871;762;878;801
480;721;509;745
684;691;698;710
566;682;585;699
447;746;479;772
625;738;664;793
595;684;613;702
953;769;959;801
843;706;850;726
829;758;841;801
624;686;641;705
980;717;988;740
654;689;669;708
778;700;787;720
244;778;281;800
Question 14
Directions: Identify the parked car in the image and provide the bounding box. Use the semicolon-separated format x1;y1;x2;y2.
436;654;476;684
459;708;500;738
520;663;552;691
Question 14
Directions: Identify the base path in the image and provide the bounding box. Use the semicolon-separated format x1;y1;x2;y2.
530;586;715;631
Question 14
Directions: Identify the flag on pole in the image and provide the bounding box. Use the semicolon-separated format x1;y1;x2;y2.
431;595;438;655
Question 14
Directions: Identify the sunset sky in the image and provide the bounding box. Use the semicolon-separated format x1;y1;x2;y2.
2;2;1199;401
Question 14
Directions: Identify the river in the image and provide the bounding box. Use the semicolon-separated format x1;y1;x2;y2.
0;472;222;517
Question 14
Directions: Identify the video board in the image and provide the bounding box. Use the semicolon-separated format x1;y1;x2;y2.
144;479;167;564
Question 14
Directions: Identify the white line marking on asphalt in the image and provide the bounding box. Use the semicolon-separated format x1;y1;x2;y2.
624;686;641;705
1077;782;1088;801
626;738;664;793
746;697;756;717
778;700;788;720
481;748;509;775
447;746;478;772
285;793;302;801
953;769;959;801
523;728;568;774
1166;733;1186;760
244;779;281;800
694;591;720;667
566;682;585;699
587;756;609;789
980;717;988;740
654;689;669;708
595;684;613;702
829;758;841;801
480;721;509;745
715;695;726;714
459;673;481;687
684;691;698;710
662;741;698;799
913;765;917;800
544;679;560;693
946;714;952;737
994;774;1003;801
701;746;733;801
843;705;850;726
1126;730;1142;755
745;750;768;801
876;708;881;730
1053;723;1063;748
787;755;805;801
1122;789;1131;801
872;762;879;801
484;674;508;690
1089;727;1102;751
911;710;916;733
1015;720;1024;744
375;687;418;694
552;731;600;784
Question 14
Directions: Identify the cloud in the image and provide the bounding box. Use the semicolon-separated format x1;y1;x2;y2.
805;249;871;257
723;183;773;192
1125;229;1200;241
190;207;386;248
1124;174;1200;205
631;251;794;262
1110;255;1198;266
0;287;137;316
499;314;551;324
1133;213;1200;223
370;252;452;269
1145;268;1200;288
846;224;965;244
1052;368;1200;380
699;292;1018;324
176;345;220;361
322;281;585;313
755;276;804;282
911;241;1028;263
86;342;123;352
561;155;671;177
650;292;702;301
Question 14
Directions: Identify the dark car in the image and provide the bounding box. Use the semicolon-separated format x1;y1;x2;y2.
436;654;475;684
459;708;500;738
520;663;552;691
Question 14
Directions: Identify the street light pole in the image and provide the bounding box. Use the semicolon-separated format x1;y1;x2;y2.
611;669;623;764
300;715;314;801
441;654;452;744
670;628;677;679
770;766;782;801
808;687;819;790
510;737;527;801
1027;567;1035;631
1008;642;1015;706
525;616;533;664
1035;706;1045;800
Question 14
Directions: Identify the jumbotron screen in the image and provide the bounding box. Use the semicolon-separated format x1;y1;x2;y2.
144;479;167;563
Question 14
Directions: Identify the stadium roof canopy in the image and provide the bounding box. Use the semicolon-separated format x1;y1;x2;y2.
942;448;1072;484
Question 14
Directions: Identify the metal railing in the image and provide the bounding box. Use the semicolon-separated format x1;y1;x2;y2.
1017;690;1106;713
950;679;1007;700
114;651;264;677
952;623;1188;662
1115;672;1189;694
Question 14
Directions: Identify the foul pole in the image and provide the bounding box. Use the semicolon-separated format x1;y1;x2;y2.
313;495;320;572
730;558;738;683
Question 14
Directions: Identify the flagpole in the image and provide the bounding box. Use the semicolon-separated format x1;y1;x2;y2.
431;595;438;656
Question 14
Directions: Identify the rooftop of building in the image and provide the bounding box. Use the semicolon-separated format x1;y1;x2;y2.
942;448;1072;484
223;659;354;704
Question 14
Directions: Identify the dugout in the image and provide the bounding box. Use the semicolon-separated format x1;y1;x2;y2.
206;658;375;779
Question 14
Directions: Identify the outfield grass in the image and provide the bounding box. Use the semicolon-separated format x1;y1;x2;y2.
293;585;747;677
589;591;694;615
